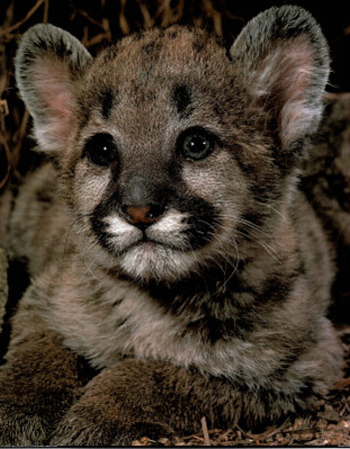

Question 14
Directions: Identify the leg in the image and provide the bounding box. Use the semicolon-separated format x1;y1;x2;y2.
50;356;325;446
0;310;84;445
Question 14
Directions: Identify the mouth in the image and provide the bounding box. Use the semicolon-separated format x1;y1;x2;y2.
130;238;157;251
118;236;199;283
90;210;222;283
122;234;186;256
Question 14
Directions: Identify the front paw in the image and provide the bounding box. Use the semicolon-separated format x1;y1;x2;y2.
0;404;49;445
51;411;176;446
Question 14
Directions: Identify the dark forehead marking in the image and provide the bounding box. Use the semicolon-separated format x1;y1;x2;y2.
141;39;162;55
171;84;193;118
167;29;179;40
100;89;115;119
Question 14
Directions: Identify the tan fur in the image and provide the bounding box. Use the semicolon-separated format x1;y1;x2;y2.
0;6;348;445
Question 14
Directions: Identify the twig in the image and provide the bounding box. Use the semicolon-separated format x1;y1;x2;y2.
324;92;350;101
333;377;350;390
75;9;107;30
137;0;154;28
84;32;112;48
12;109;30;169
43;0;49;24
0;0;46;37
157;0;185;27
201;416;211;446
339;402;350;417
202;0;223;36
235;418;290;442
119;0;130;35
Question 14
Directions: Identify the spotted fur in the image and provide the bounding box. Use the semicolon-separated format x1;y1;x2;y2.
0;5;348;446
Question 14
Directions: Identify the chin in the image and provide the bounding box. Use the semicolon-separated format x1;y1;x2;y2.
119;242;200;284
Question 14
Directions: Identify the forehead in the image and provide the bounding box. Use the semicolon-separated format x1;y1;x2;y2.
80;27;233;111
100;27;228;78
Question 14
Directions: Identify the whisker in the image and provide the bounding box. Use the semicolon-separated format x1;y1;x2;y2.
265;204;288;223
235;229;281;262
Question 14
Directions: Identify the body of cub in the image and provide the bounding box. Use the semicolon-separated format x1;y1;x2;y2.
0;6;347;446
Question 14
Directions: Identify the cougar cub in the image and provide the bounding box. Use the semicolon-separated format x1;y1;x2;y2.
0;5;347;445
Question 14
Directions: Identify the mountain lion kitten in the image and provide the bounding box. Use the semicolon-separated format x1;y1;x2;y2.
0;5;348;445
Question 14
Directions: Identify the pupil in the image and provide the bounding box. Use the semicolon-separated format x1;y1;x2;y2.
192;137;205;149
186;135;209;156
177;127;216;161
83;133;118;166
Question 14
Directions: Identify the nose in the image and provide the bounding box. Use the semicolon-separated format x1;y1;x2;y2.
122;204;164;228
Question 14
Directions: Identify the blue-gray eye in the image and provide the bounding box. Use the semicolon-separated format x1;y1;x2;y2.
83;133;118;166
178;127;216;161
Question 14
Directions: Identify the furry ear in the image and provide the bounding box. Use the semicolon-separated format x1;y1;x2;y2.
15;24;92;152
230;6;330;148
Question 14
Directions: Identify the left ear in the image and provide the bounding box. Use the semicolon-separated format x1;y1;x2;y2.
230;5;330;148
15;24;92;153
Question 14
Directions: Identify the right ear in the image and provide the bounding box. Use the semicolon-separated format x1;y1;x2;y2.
229;6;329;150
15;24;92;153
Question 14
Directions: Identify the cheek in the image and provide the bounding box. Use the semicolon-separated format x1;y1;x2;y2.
73;164;112;215
181;152;248;207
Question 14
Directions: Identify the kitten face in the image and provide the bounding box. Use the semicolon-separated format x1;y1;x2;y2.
16;15;329;284
61;28;277;283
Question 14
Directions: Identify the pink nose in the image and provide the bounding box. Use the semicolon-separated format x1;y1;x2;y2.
124;206;158;225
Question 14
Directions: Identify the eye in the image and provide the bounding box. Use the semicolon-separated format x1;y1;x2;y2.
178;127;216;161
82;133;118;166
